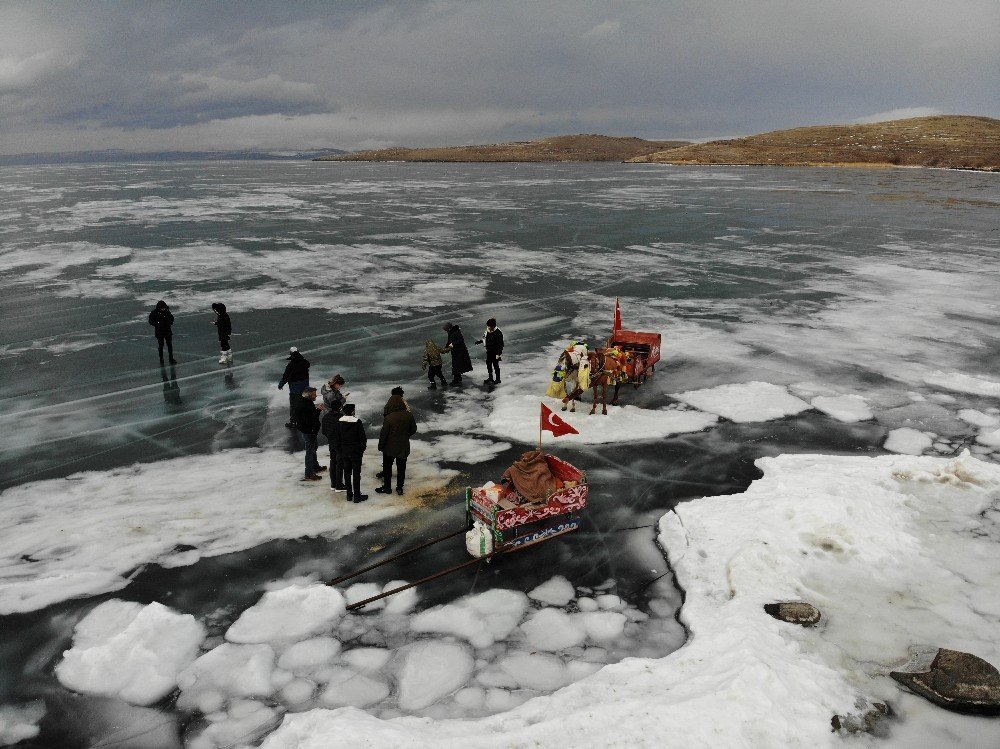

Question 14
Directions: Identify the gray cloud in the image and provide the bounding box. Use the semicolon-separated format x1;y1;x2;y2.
0;0;996;154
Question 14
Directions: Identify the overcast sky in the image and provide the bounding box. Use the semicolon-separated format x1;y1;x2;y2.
1;0;997;154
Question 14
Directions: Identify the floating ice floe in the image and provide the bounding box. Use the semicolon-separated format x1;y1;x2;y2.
226;584;347;644
259;451;1000;748
958;409;1000;428
0;701;45;746
924;371;1000;398
56;600;205;706
672;381;810;422
527;575;575;606
810;394;873;423
409;589;529;649
884;427;934;455
0;444;457;614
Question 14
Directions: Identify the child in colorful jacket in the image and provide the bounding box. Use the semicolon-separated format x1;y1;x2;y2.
421;340;449;389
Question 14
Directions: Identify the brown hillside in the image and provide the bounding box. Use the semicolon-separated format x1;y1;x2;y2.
317;134;689;163
629;116;1000;171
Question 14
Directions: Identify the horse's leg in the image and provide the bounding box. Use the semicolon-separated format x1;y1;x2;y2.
601;383;608;415
611;382;621;406
590;383;598;415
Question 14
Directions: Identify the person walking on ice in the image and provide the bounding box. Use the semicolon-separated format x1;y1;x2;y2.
278;347;311;428
148;300;176;364
475;317;504;386
441;322;473;386
211;303;232;364
421;339;449;389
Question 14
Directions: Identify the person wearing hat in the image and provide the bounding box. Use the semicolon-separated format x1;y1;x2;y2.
321;374;348;491
294;386;326;481
441;323;473;386
278;346;311;428
211;302;233;364
333;403;368;502
376;387;417;496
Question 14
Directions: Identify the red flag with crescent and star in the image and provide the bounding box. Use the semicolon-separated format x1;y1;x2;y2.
540;403;580;437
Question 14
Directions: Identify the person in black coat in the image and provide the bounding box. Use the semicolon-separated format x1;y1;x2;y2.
442;322;473;385
475;317;505;385
294;387;326;481
148;300;176;364
278;347;311;428
376;388;417;496
211;303;233;364
333;403;368;502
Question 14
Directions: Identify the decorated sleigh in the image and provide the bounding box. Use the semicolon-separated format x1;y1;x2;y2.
465;453;587;556
606;297;661;386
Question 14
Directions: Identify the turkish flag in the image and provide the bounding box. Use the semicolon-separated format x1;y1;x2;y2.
541;403;580;437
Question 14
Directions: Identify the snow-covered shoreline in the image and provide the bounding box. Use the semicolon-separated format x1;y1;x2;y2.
254;451;1000;748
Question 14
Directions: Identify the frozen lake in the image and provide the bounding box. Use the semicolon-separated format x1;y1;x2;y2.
1;162;998;747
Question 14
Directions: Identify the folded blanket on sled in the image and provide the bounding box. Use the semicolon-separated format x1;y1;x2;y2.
501;450;557;502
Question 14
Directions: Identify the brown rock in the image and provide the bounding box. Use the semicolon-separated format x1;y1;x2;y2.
763;601;822;626
891;648;1000;715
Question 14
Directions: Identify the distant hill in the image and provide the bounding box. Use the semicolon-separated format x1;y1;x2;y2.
629;116;1000;171
2;148;347;166
318;134;690;163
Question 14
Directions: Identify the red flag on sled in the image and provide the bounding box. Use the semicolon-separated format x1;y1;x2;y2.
613;297;622;332
541;403;579;437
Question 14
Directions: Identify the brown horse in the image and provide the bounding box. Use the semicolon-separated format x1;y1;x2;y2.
588;347;633;415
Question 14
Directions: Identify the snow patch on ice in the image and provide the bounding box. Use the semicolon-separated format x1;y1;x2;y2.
0;701;45;745
672;381;810;422
810;394;873;423
396;641;474;711
924;371;1000;398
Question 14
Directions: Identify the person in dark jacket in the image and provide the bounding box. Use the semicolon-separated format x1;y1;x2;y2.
376;387;417;496
321;374;347;491
278;347;310;428
211;303;233;364
148;300;176;364
442;323;473;385
333;403;368;502
295;387;326;481
475;317;505;386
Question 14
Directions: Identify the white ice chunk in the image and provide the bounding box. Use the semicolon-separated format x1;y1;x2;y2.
977;428;1000;449
810;394;873;423
410;589;528;648
884;427;933;455
396;641;474;711
280;678;317;708
318;667;390;708
381;580;418;615
575;611;628;641
484;687;534;712
226;584;345;644
576;597;599;612
566;660;604;680
595;594;624;610
177;643;276;699
276;637;341;675
270;668;294;690
959;409;1000;428
453;686;486;711
924;371;1000;397
520;608;587;651
187;699;279;749
56;600;205;706
344;582;386;611
341;647;391;674
0;701;45;746
672;381;810;422
498;652;567;691
528;576;575;606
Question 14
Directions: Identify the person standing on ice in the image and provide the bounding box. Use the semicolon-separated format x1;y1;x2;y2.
278;347;310;428
441;322;473;386
295;386;326;481
333;403;368;502
148;300;176;364
376;387;417;496
211;303;232;364
475;317;504;386
421;339;449;389
321;374;348;491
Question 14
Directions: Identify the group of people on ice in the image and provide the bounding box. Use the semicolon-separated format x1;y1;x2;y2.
147;300;232;365
277;319;503;502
